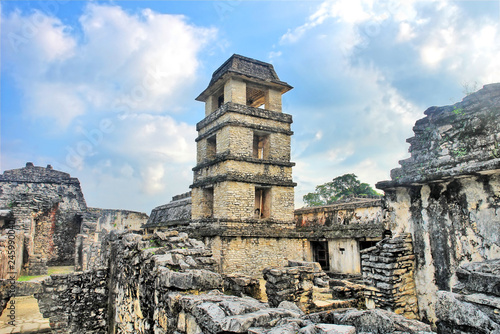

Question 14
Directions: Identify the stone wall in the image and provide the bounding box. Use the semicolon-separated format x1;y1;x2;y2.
36;230;222;333
377;83;500;324
0;212;24;279
205;235;310;277
144;192;192;231
263;261;330;311
0;163;87;267
32;228;435;334
295;198;383;227
36;268;109;333
74;208;148;271
96;230;220;333
361;234;419;319
294;198;384;274
435;259;500;333
86;207;148;231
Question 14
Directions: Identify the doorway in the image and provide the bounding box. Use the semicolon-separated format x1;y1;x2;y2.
311;241;330;271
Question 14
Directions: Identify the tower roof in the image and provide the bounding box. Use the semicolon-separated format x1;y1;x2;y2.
196;54;293;102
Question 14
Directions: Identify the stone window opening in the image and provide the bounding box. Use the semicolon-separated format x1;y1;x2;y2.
253;132;270;159
246;85;266;108
218;94;224;108
207;135;217;161
201;187;214;218
254;187;271;219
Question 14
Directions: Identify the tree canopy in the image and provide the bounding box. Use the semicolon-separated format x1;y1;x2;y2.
302;173;381;207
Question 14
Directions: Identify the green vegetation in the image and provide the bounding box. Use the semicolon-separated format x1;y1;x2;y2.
17;266;74;281
492;141;500;158
452;106;465;116
303;173;381;207
452;148;468;158
17;275;43;281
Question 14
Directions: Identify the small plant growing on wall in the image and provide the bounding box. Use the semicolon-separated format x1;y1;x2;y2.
492;141;500;158
452;106;466;116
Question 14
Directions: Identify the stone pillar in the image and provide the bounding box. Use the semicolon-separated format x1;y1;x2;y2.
361;234;419;319
265;88;282;112
26;254;48;276
205;95;215;116
224;78;246;105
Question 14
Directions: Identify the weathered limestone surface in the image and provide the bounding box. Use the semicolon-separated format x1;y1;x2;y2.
144;192;192;230
0;163;87;273
34;230;221;333
361;234;419;319
32;229;434;334
74;207;148;271
263;261;331;311
380;83;500;186
377;84;500;324
295;198;383;228
205;235;310;277
223;273;261;299
36;268;109;333
435;259;500;333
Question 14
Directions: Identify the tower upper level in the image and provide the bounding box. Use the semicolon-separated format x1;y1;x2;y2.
196;54;293;115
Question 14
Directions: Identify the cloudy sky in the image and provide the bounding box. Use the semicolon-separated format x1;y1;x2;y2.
1;0;499;213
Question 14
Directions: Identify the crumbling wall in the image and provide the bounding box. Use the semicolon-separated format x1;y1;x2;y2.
144;192;192;232
0;211;24;279
295;198;383;227
34;229;435;334
74;208;148;271
37;230;221;333
205;235;310;277
263;261;330;312
435;259;500;333
361;234;419;319
86;207;148;231
377;83;500;323
36;269;109;333
0;163;87;266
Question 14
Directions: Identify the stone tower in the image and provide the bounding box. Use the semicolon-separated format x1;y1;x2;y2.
191;54;296;227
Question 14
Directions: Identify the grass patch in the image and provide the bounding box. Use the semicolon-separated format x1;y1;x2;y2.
17;275;43;282
16;266;74;281
48;266;74;275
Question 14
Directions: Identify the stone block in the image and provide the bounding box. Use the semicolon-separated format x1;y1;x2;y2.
314;323;356;334
435;290;500;333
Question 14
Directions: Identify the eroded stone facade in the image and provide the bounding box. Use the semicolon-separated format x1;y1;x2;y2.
0;163;87;276
0;163;149;277
377;83;500;324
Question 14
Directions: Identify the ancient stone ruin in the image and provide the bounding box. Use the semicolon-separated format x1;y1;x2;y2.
1;55;500;334
0;163;149;279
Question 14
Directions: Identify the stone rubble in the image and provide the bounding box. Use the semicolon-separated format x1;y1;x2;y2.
30;230;435;333
435;259;500;333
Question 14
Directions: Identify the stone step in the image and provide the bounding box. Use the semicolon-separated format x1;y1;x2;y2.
312;298;358;310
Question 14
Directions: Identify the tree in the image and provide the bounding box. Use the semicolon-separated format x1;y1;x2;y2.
303;173;381;207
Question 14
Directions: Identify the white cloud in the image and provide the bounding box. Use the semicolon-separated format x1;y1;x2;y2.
1;4;217;127
397;22;416;42
281;0;374;44
108;113;196;164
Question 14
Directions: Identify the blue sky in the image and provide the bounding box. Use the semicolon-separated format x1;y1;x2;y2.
1;0;500;213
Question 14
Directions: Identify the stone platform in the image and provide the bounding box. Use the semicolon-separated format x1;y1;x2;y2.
0;296;50;333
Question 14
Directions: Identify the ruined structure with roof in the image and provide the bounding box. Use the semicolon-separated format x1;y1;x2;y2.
0;163;148;280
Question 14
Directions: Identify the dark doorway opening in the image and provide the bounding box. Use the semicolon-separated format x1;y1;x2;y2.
311;241;329;271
